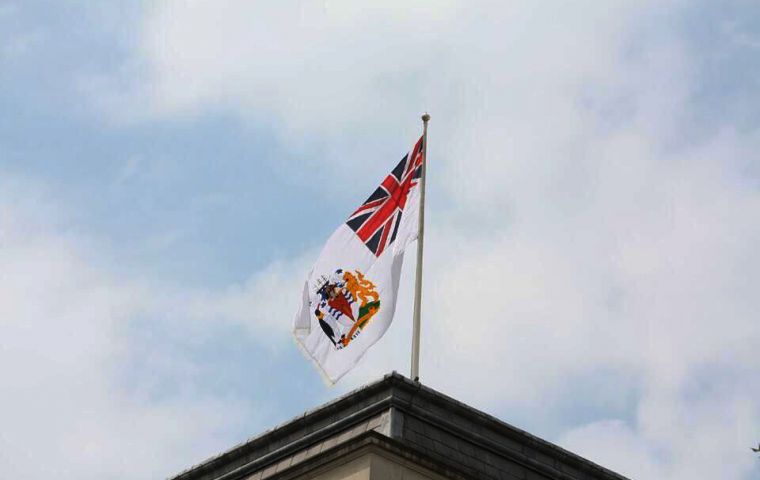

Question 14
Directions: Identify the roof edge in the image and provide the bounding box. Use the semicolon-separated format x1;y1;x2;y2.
169;372;405;480
169;372;628;480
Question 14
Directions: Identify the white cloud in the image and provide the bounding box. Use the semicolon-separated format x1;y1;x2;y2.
158;251;317;349
0;176;299;479
420;128;760;478
559;420;663;478
137;0;456;127
559;384;759;480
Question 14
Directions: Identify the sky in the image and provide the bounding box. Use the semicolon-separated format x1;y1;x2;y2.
1;1;759;479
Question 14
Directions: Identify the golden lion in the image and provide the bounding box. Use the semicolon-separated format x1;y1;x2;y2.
342;270;378;306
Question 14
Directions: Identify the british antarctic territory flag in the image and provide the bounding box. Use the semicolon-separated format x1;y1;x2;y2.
293;136;424;383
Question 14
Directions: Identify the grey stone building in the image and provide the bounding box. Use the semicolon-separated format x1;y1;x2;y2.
171;372;628;480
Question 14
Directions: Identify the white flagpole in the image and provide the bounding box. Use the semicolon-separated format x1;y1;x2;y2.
411;113;429;382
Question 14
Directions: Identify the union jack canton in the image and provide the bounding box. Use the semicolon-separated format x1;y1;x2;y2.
345;136;424;257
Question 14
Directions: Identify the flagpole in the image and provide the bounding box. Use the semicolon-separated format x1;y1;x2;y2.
411;113;429;382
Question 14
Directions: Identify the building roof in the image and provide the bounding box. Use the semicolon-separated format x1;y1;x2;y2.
170;372;629;480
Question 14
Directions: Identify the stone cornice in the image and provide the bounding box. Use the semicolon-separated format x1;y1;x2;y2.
169;372;629;480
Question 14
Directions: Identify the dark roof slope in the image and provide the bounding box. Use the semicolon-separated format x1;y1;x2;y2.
170;372;629;480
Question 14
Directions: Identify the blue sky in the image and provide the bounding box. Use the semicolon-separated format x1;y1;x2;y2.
1;1;759;479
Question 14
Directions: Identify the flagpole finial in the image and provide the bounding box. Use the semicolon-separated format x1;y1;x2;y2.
421;113;430;123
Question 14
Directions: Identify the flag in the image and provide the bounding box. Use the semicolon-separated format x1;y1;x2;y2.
293;136;424;384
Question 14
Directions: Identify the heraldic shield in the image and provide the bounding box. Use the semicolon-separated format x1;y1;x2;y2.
311;269;380;350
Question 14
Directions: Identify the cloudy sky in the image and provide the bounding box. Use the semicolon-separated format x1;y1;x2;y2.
2;1;759;479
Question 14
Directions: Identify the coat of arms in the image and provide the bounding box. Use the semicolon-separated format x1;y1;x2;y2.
311;269;380;349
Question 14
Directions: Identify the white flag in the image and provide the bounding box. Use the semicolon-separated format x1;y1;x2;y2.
293;136;424;384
